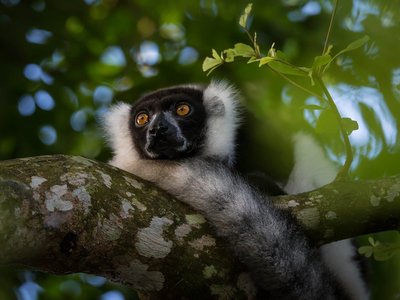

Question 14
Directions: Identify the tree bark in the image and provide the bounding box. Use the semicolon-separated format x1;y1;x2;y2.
0;155;399;298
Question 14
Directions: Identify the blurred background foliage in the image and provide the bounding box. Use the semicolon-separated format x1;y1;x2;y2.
0;0;399;299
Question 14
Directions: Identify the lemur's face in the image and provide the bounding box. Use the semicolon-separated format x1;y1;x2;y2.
129;87;207;159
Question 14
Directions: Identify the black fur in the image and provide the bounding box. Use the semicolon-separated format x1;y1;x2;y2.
105;82;364;299
129;87;207;159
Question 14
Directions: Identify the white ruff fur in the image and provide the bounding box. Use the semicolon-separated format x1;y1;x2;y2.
103;102;140;172
201;80;241;166
285;132;369;300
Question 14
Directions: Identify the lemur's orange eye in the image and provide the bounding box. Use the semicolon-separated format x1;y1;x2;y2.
176;103;191;116
136;112;149;126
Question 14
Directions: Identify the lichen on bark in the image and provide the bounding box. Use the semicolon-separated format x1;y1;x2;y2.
1;155;400;298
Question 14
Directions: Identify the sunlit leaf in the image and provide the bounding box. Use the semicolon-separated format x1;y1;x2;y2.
268;60;308;77
258;56;275;67
239;3;253;29
342;117;359;135
223;48;236;62
222;43;255;63
233;43;255;57
247;56;259;64
312;54;332;70
340;35;370;54
330;35;370;64
268;43;277;57
202;49;224;75
358;245;373;258
368;237;379;246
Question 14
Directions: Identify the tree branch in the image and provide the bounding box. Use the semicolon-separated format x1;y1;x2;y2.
1;155;399;298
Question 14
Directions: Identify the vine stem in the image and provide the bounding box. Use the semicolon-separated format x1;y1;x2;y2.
314;75;353;180
322;0;338;55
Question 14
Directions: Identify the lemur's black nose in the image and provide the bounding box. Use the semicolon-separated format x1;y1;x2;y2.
149;118;169;136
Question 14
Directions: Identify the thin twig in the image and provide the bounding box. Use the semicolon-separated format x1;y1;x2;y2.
314;75;353;179
322;0;338;55
271;69;326;102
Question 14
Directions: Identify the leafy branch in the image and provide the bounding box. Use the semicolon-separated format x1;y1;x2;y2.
202;2;370;180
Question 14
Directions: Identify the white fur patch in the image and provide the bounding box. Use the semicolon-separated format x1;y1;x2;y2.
284;132;337;194
102;103;140;172
201;80;242;166
321;240;369;300
285;132;369;300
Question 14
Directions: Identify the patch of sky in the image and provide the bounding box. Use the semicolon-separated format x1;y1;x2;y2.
93;85;113;106
26;28;52;44
18;94;36;116
23;63;53;84
101;46;126;67
288;1;321;22
135;41;160;66
304;83;397;163
343;0;379;32
34;90;55;111
178;46;198;65
100;290;125;300
39;125;57;145
70;109;88;132
80;274;107;287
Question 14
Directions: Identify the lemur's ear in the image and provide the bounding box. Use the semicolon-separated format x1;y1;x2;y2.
201;80;242;167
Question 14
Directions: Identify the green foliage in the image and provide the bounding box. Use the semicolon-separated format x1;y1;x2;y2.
1;0;400;299
202;2;372;178
359;237;400;261
341;117;359;135
239;3;253;29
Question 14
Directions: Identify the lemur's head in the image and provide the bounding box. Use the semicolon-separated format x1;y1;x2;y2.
103;80;241;168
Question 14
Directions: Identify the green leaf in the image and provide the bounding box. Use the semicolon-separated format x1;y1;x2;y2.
222;43;255;62
312;54;332;71
239;3;253;29
202;49;224;75
322;36;370;74
358;246;373;258
368;237;378;246
339;35;370;55
247;56;259;64
341;117;359;135
330;35;370;64
233;43;255;57
258;56;275;67
223;48;236;62
268;60;308;77
268;43;277;57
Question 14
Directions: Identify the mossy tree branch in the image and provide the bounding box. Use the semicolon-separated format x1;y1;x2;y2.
1;155;399;298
